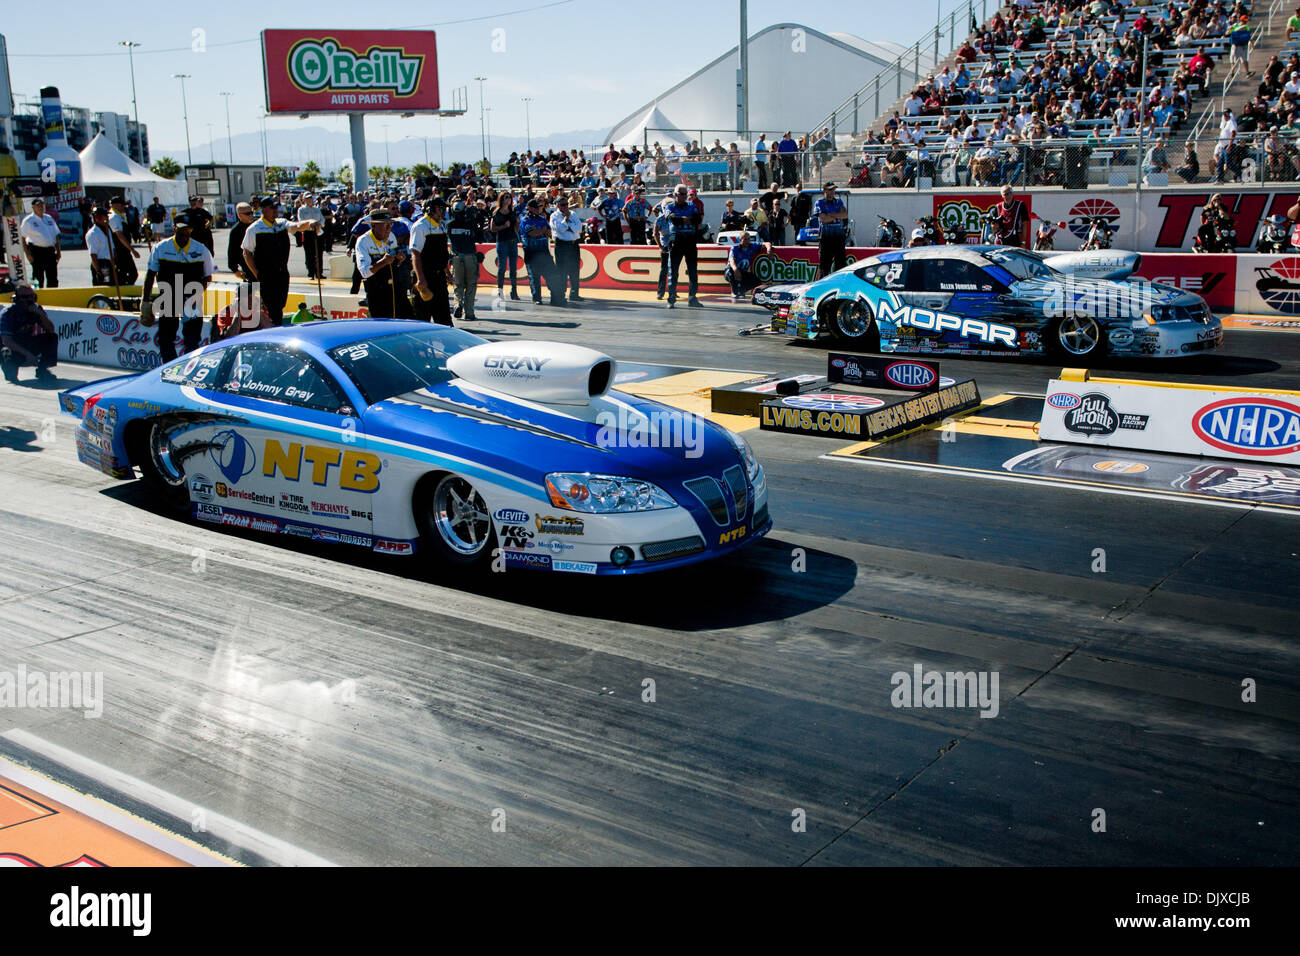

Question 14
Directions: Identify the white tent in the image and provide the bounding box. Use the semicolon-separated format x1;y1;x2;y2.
79;131;188;209
613;105;689;150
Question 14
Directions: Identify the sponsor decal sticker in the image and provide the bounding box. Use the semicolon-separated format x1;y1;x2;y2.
374;538;414;554
535;515;584;535
1063;393;1148;437
883;361;938;390
1093;460;1150;474
552;560;597;574
1048;392;1081;410
189;474;214;502
1191;398;1300;456
505;550;553;570
781;393;885;412
494;508;530;524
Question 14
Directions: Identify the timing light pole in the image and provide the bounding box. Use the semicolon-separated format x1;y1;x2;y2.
220;92;235;163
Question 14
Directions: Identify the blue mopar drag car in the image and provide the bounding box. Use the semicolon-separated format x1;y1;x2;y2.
752;245;1223;360
59;321;770;575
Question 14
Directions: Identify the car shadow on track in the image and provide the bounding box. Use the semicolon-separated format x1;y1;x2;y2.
103;483;857;630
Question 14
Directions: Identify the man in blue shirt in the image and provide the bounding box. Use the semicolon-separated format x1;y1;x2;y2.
596;188;623;244
664;185;703;308
776;132;800;187
0;283;58;383
519;198;563;306
623;186;651;245
754;134;770;188
725;232;761;299
813;183;849;278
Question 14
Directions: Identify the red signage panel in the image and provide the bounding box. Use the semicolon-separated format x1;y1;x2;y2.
262;30;440;114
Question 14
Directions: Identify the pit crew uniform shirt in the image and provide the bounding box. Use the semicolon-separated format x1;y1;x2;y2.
813;196;848;278
241;217;293;325
147;236;215;360
355;230;409;319
409;216;451;325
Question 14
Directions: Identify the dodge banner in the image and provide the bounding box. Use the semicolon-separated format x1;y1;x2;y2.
262;30;440;114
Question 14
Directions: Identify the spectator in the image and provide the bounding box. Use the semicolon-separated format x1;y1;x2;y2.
725;232;760;299
754;133;770;188
19;198;60;289
776;131;800;187
1176;141;1201;182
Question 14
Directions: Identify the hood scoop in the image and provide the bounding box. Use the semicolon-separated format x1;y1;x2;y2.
447;341;616;406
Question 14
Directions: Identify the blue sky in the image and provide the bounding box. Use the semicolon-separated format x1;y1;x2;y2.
3;0;959;160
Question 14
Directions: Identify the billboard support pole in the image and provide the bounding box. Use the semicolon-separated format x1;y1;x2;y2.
350;115;368;192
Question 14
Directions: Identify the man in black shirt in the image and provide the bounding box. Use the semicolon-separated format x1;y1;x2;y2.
185;195;215;255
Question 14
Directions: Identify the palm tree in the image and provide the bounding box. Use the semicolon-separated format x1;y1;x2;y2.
150;157;182;180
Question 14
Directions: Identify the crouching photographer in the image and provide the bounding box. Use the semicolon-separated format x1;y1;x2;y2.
1;283;58;383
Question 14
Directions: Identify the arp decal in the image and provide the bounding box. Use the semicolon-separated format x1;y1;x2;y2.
1192;398;1300;456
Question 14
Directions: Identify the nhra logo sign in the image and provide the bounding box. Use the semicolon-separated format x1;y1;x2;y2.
1192;398;1300;456
262;30;440;113
883;361;938;390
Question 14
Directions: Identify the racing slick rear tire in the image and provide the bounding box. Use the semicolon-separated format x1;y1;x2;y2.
827;299;880;350
415;472;498;568
1049;314;1104;361
129;419;191;513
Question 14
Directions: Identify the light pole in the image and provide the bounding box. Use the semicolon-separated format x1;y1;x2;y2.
485;108;493;168
474;76;487;163
405;134;429;165
437;116;445;169
173;74;192;165
220;92;235;164
206;124;215;163
522;97;533;152
381;124;391;167
119;41;141;160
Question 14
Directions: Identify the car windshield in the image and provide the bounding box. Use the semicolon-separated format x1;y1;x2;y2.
984;248;1060;281
328;327;484;405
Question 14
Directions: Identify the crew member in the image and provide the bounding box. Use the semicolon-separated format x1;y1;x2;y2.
519;198;563;306
447;199;481;321
20;198;61;288
411;197;452;325
664;185;703;308
993;184;1028;246
623;186;650;245
550;195;583;303
140;212;216;362
221;202;257;340
355;211;410;319
725;232;761;299
296;193;325;278
596;188;623;244
813;182;849;278
107;195;139;285
0;283;58;384
145;196;167;241
653;201;672;300
241;197;317;326
85;207;114;286
185;195;215;255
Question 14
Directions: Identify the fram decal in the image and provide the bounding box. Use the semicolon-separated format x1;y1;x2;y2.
1192;398;1300;456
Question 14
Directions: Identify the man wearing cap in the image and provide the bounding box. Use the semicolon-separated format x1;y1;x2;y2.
623;186;651;245
355;211;411;319
411;198;453;325
813;183;849;279
520;198;563;306
185;195;215;255
241;197;318;326
108;196;139;285
227;203;255;279
652;201;673;299
0;283;58;384
20;198;61;288
550;195;584;302
85;207;115;286
295;193;325;279
664;184;703;308
595;188;623;244
140;212;216;362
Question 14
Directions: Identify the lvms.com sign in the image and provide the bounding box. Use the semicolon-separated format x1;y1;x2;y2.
261;30;440;113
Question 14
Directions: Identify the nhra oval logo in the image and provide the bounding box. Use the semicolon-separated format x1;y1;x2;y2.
781;393;885;411
96;314;121;335
883;361;938;390
1048;392;1081;410
494;508;530;524
1192;398;1300;456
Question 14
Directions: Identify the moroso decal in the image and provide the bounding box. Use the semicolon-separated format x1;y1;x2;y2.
1192;398;1300;456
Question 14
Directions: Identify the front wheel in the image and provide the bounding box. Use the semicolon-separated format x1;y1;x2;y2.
415;472;497;568
827;299;880;350
1050;314;1104;361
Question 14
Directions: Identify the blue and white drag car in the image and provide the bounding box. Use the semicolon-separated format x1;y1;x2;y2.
59;321;770;575
752;245;1223;360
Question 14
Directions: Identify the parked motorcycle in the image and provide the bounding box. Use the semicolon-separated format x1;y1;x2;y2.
877;215;904;247
1080;216;1113;251
915;215;945;245
1255;214;1292;254
1193;211;1237;253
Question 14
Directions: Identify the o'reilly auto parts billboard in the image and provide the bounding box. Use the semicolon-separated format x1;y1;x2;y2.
262;30;439;114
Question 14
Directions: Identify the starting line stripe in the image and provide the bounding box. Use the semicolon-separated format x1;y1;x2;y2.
822;453;1300;516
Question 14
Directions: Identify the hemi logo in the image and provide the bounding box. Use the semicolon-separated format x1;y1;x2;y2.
1048;392;1081;410
884;361;938;390
1192;398;1300;456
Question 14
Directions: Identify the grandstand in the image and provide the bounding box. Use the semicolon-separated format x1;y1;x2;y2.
797;0;1296;190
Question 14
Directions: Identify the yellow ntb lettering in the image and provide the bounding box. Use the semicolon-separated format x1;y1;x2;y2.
302;445;342;485
340;450;381;492
263;440;302;480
